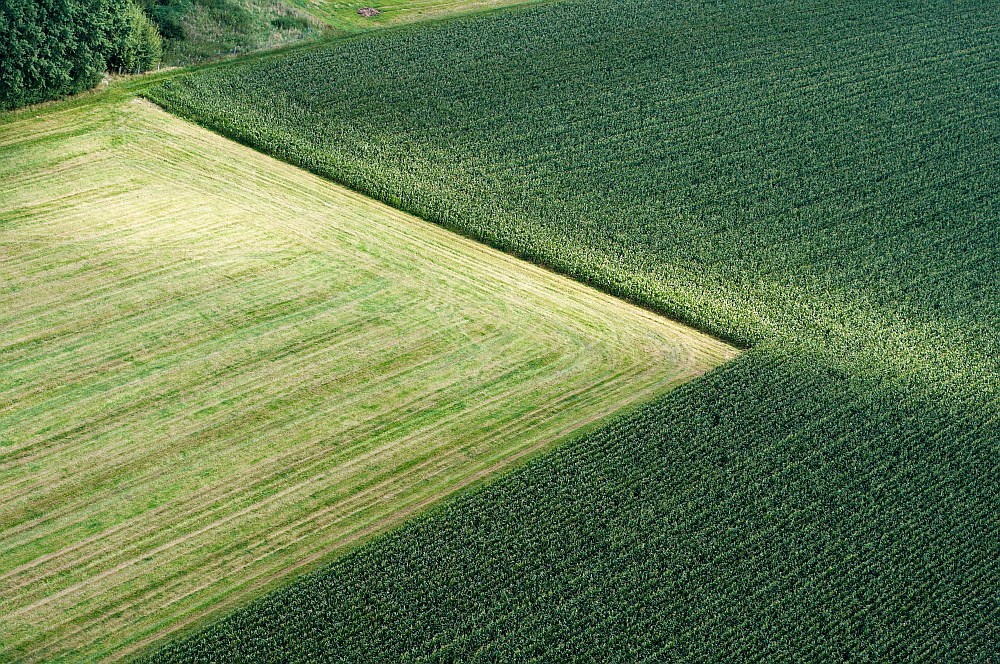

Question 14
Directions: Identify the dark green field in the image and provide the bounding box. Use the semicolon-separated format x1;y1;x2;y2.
141;0;997;658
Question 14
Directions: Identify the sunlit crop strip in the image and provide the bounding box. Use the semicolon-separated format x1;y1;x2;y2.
0;97;737;661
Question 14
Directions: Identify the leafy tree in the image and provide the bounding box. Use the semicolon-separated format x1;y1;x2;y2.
107;2;163;75
0;0;162;111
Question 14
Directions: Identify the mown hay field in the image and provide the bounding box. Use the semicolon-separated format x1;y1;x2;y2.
0;96;736;661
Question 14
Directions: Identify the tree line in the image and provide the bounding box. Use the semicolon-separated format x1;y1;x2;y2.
0;0;163;110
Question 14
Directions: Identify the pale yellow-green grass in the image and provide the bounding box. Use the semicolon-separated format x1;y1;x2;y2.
0;97;738;661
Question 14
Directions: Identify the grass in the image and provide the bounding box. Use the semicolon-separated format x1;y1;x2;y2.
156;0;541;65
0;94;736;661
285;0;547;34
144;0;1000;659
158;0;325;64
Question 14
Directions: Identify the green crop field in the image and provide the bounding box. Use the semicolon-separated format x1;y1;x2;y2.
146;0;1000;660
0;95;735;661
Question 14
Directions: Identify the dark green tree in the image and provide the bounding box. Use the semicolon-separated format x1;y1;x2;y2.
0;0;161;111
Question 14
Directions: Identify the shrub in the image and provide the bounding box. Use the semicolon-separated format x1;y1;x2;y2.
271;14;309;31
107;2;163;74
0;0;163;110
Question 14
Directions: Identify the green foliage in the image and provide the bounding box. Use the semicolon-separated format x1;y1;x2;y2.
146;0;1000;659
0;0;109;110
107;2;163;74
0;0;161;110
270;14;308;30
138;0;253;50
197;0;254;33
140;0;320;65
139;0;192;40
